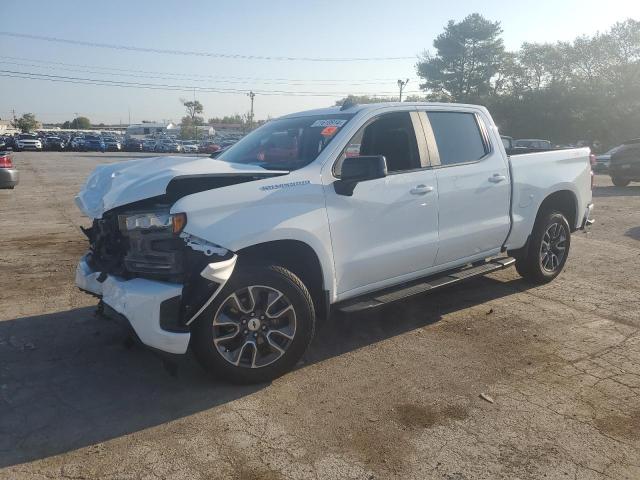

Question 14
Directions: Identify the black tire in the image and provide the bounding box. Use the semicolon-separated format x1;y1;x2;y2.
611;176;630;187
515;211;571;284
191;264;315;384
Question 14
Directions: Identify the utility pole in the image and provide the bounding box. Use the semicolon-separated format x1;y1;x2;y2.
247;91;255;130
397;79;409;102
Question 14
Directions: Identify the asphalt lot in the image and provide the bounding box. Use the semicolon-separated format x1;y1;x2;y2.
0;151;639;480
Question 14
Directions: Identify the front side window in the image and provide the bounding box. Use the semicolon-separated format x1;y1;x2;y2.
334;112;420;176
217;114;354;171
427;112;487;166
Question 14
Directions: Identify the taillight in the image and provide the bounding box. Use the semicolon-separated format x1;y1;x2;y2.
0;154;12;168
589;153;596;168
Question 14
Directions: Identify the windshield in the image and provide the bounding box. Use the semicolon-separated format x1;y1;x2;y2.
216;114;354;170
19;134;36;139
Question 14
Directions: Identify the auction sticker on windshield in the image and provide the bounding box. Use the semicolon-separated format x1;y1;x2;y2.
310;119;348;128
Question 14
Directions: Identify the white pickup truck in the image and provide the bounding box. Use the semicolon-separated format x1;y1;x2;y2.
75;102;594;383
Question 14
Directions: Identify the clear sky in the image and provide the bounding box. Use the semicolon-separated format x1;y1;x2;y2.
1;0;638;125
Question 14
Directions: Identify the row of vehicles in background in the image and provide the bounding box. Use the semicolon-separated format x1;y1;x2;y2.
0;131;243;154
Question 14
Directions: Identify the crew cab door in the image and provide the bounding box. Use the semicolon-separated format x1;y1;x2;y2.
420;109;511;266
324;110;439;298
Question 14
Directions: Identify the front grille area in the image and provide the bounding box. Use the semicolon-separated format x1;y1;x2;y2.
84;209;188;283
83;206;235;327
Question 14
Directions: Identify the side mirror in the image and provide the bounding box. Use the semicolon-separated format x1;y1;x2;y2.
334;155;387;196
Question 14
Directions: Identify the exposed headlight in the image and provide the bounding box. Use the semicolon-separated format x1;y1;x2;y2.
118;211;187;234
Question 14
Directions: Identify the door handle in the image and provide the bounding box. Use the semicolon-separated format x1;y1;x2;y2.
410;184;434;195
488;174;507;183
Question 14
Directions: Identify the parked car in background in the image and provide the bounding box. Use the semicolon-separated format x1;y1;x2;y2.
75;102;593;383
45;136;66;151
2;136;15;150
608;139;640;187
155;138;182;153
514;139;553;154
594;145;624;173
82;135;106;152
142;139;156;152
199;142;221;154
14;133;43;151
182;140;199;153
123;138;143;152
70;136;85;151
103;137;122;151
0;151;18;189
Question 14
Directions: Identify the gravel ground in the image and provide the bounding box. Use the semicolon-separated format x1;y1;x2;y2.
0;151;638;480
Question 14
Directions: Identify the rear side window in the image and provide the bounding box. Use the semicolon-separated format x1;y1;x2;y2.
427;112;487;166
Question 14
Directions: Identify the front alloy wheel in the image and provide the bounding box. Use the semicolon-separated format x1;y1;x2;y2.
191;264;315;384
213;285;296;369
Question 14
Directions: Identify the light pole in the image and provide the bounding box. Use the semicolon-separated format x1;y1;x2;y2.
247;91;255;130
397;79;409;102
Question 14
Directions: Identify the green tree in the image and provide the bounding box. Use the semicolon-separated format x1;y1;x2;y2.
418;15;640;149
416;13;505;100
208;114;244;124
180;99;204;139
12;113;40;132
334;94;397;106
181;99;204;124
71;116;91;129
61;117;91;129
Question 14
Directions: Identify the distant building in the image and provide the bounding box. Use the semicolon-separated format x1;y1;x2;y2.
209;122;243;132
0;120;19;135
125;122;179;137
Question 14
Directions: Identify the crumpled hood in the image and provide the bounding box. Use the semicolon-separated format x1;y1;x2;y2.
75;155;285;219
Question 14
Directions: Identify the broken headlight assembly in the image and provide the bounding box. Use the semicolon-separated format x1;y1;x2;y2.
118;211;187;235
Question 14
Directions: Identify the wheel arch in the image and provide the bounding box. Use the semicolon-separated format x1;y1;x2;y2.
536;189;578;232
236;239;330;321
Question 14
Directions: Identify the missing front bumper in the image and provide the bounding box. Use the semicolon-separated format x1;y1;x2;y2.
76;253;238;354
76;255;190;354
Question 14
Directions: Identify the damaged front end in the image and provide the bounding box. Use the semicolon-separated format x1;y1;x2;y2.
77;202;236;353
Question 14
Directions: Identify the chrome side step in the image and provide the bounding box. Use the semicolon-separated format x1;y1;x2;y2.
336;257;515;313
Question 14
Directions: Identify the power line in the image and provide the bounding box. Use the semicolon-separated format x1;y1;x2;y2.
0;31;415;62
0;70;423;97
0;59;419;87
0;55;417;84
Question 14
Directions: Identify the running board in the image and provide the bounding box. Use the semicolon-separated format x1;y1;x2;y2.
336;257;515;313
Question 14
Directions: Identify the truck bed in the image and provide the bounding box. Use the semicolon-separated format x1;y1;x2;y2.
505;147;593;250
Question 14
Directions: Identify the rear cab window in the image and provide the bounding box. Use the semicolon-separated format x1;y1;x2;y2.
426;111;488;166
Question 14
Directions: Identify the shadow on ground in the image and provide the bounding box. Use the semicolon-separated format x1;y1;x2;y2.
624;226;640;240
0;275;529;467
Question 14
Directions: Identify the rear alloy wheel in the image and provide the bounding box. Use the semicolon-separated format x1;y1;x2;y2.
539;222;568;274
611;176;630;187
191;264;315;384
515;211;571;284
